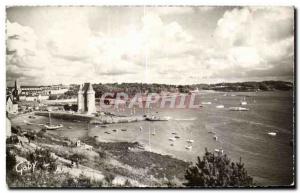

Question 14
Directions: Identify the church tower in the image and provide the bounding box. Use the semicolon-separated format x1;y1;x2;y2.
12;79;21;101
87;83;96;114
77;84;84;113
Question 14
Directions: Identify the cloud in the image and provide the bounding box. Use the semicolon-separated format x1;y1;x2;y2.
208;6;294;81
148;6;195;15
6;6;294;85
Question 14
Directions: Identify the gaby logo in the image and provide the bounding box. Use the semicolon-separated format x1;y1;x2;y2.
15;161;37;175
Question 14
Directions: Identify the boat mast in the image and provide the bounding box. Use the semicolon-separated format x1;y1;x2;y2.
148;123;151;152
49;111;51;125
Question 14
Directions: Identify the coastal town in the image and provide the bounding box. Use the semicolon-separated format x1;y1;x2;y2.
6;6;294;188
6;78;293;187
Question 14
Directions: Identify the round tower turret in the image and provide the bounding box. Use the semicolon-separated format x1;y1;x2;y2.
77;84;84;113
87;83;96;114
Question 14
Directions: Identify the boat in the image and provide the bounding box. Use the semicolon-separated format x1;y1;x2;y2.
216;105;224;109
44;111;63;130
104;131;111;134
240;97;247;105
169;137;176;142
214;148;224;154
171;132;178;135
174;136;180;139
68;126;73;129
139;126;143;131
201;102;212;105
112;129;117;132
146;116;170;121
186;139;194;143
44;124;63;130
28;115;36;119
151;128;156;135
208;131;216;134
268;132;277;136
185;145;192;150
240;101;247;105
121;129;127;131
213;135;218;141
229;107;249;111
170;143;174;146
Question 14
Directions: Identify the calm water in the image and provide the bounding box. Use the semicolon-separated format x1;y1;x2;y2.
14;91;294;186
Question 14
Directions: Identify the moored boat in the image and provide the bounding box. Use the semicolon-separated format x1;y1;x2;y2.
44;124;63;130
229;107;249;111
186;139;194;143
268;132;277;136
169;137;176;142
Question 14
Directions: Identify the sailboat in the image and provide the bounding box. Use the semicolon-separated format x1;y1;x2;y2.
148;125;151;152
44;111;63;130
151;127;156;135
169;137;176;141
186;139;194;143
185;145;192;150
186;126;194;143
240;97;247;105
213;135;218;141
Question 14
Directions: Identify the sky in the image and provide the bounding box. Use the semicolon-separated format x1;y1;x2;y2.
6;6;294;86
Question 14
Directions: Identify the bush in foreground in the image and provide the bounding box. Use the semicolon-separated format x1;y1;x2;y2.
184;148;253;187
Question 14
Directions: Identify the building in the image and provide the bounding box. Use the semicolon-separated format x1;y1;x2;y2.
6;115;11;137
77;83;96;114
6;95;18;114
12;80;22;101
20;84;69;96
7;80;69;101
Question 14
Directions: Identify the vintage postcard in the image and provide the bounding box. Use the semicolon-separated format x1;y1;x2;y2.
6;6;294;188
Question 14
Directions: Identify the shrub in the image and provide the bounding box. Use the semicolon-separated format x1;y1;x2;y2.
27;149;57;173
6;136;20;144
184;148;253;187
69;153;85;167
11;126;22;134
6;150;17;172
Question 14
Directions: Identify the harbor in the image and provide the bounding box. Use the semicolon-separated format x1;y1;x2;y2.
9;90;294;186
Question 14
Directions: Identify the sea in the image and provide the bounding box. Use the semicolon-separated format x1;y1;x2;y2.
13;91;294;186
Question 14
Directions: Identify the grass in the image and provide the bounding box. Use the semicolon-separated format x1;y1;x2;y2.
7;125;190;188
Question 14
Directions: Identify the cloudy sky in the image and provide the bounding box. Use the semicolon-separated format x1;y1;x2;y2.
6;6;294;86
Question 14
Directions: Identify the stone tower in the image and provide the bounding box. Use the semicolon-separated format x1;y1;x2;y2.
77;83;96;114
77;84;84;113
87;83;96;114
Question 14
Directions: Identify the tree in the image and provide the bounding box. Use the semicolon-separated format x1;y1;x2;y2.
184;148;253;187
6;150;16;172
27;149;57;173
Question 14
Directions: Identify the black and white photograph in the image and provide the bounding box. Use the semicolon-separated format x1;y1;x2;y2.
5;5;295;188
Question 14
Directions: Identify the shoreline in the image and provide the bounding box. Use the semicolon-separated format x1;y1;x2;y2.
34;111;147;124
7;122;190;187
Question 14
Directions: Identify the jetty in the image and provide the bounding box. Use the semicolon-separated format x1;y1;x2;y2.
34;111;166;125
